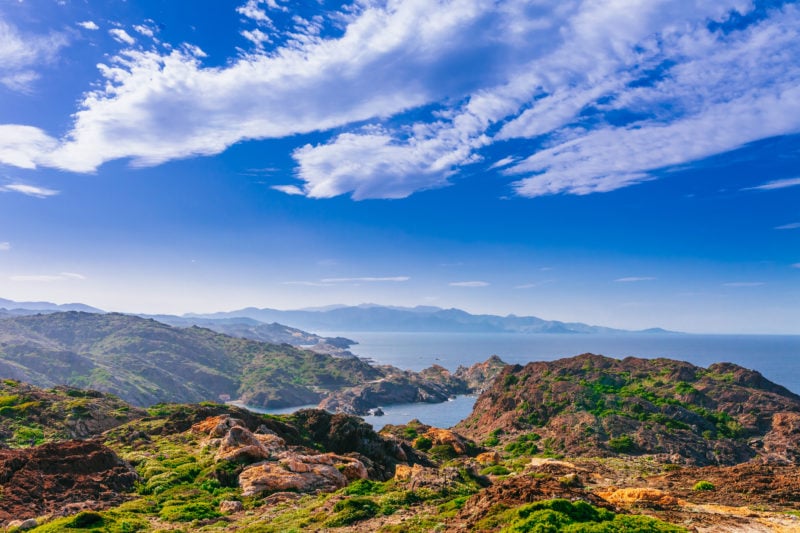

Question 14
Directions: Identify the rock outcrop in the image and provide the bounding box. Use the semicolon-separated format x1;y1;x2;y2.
191;413;370;498
0;440;137;525
318;356;507;415
457;353;800;466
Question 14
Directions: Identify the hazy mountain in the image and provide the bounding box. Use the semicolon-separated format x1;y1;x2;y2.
188;304;674;334
142;314;355;349
0;297;104;314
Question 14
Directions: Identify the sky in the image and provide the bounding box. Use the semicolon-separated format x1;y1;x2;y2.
0;0;798;334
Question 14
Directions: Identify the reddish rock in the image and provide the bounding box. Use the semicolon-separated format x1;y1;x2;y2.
238;452;366;496
0;440;137;525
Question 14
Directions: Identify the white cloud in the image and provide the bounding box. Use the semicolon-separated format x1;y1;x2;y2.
0;19;67;92
744;177;800;192
10;272;85;282
776;222;800;230
615;277;656;283
0;125;57;168
108;28;136;46
237;0;273;24
271;184;304;195
241;28;271;48
723;282;765;287
515;280;554;289
1;183;59;198
449;281;489;287
0;242;9;251
77;21;99;31
133;24;154;38
2;1;800;204
321;276;409;283
792;263;800;269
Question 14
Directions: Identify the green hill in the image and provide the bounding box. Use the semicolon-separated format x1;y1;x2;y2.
0;312;381;407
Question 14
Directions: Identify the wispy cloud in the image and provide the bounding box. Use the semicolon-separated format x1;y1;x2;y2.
10;272;86;282
723;281;765;287
0;242;9;251
77;21;99;31
2;2;800;203
133;24;155;38
1;183;59;198
271;185;304;196
281;281;332;287
515;280;554;289
615;277;656;283
283;276;409;286
792;263;800;269
775;222;800;230
0;20;67;92
108;28;136;46
449;281;489;287
743;177;800;192
321;276;409;283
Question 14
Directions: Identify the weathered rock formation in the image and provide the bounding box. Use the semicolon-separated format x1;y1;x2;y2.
0;440;137;525
457;353;800;466
318;356;507;415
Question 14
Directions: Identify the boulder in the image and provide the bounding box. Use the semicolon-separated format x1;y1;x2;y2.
219;500;244;514
239;453;367;496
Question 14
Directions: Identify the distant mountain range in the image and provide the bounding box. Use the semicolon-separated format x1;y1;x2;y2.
188;303;675;335
0;298;676;335
0;298;103;314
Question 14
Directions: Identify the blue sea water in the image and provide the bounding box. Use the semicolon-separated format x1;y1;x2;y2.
255;332;800;430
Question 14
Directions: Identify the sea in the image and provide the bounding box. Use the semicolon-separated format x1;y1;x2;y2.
249;332;800;431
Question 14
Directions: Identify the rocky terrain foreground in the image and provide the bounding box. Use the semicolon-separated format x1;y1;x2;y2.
1;353;800;532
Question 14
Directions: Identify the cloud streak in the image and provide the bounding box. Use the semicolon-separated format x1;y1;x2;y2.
10;272;86;282
0;183;59;198
744;177;800;192
449;281;489;287
615;277;656;283
0;19;67;92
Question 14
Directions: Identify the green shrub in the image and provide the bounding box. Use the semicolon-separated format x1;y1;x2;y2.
693;480;715;491
608;435;635;453
326;497;379;527
402;427;418;439
68;511;104;528
480;465;511;476
159;501;220;522
343;479;385;496
13;426;44;446
413;436;433;451
504;433;540;457
0;394;20;407
429;444;458;460
499;499;685;532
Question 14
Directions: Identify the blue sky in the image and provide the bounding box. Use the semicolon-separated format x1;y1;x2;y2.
0;0;798;333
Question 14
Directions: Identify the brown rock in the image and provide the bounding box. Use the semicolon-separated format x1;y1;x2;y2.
238;453;367;496
0;440;137;525
423;428;469;455
219;500;244;514
476;451;502;465
599;487;679;508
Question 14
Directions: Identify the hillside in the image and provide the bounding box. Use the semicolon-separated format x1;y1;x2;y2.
0;312;381;408
457;353;800;466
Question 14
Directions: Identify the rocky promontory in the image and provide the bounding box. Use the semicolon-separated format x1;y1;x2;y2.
317;356;507;415
457;353;800;465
